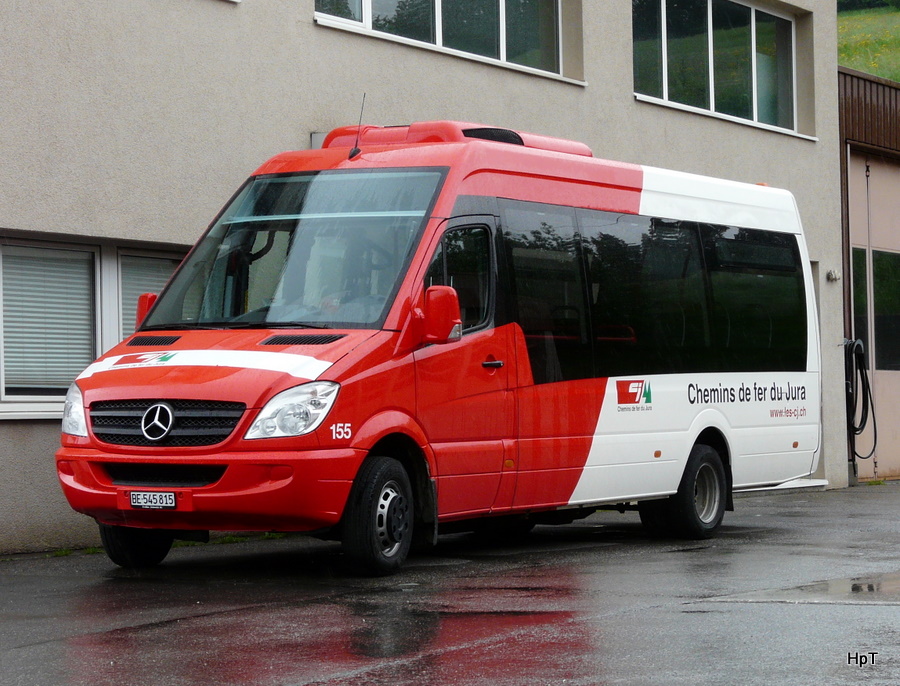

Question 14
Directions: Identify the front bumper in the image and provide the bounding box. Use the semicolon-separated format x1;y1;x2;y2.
55;447;363;532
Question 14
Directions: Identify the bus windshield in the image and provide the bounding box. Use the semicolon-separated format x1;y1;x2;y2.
144;168;445;330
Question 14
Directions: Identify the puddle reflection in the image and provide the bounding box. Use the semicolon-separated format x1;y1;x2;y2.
714;570;900;605
63;563;603;685
808;572;900;600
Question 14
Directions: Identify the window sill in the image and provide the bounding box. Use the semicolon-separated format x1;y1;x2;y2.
0;401;64;421
634;93;818;142
315;13;586;88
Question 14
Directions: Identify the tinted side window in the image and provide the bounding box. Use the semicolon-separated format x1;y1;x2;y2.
496;202;808;378
501;200;590;384
425;227;492;332
701;225;806;371
579;211;708;376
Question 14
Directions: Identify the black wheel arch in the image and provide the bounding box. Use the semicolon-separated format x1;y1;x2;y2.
353;433;438;548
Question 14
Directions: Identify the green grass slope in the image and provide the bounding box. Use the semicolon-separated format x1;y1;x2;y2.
839;7;900;83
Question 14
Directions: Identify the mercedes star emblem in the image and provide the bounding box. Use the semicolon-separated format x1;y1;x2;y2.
141;403;175;441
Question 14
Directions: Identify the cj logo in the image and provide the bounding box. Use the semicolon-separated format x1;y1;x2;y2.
616;380;652;405
141;403;175;441
115;352;178;367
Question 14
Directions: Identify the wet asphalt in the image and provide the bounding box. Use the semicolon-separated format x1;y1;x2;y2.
2;481;900;686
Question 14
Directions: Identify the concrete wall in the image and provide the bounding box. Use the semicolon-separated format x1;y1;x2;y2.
0;422;99;550
0;0;845;552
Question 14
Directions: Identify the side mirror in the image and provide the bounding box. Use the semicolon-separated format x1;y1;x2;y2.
423;286;462;344
135;292;158;330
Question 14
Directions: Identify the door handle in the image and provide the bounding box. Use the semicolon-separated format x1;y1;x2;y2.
482;360;505;368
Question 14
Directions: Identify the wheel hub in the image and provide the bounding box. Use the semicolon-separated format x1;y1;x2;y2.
375;480;409;557
694;463;722;524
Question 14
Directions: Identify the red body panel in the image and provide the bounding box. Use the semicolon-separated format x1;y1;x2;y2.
58;447;360;531
514;378;609;509
414;323;516;517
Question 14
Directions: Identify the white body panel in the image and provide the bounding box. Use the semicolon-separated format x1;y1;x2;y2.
569;166;822;506
77;349;332;381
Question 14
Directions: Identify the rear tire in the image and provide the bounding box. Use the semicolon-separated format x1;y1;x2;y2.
342;456;413;576
98;523;174;568
670;443;727;539
639;443;726;539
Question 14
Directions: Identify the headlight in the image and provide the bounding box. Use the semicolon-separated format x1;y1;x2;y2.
245;381;339;439
62;383;88;437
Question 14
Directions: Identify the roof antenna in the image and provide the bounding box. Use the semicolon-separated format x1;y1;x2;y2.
349;92;366;160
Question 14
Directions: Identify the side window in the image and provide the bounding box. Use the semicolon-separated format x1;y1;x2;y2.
581;212;807;376
425;226;492;332
701;225;806;371
501;200;590;384
579;210;708;376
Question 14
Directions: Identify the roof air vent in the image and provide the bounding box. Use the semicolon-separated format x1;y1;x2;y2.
463;128;525;146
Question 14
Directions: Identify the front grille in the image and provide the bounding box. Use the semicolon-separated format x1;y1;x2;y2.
103;463;226;487
90;399;246;447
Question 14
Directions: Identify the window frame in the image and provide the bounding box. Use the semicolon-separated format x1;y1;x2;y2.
0;239;100;412
0;238;185;419
315;0;582;84
633;0;811;139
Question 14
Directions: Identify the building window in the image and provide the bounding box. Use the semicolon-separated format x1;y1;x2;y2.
119;254;182;337
443;0;500;60
1;245;96;398
317;0;362;21
373;0;436;43
316;0;561;75
873;250;900;371
633;0;795;130
0;240;183;416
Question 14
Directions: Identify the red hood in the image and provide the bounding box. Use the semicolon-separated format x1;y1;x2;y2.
75;329;377;408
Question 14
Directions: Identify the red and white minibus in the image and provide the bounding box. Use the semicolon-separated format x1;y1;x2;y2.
57;121;821;574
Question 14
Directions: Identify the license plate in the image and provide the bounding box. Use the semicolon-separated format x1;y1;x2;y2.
130;491;176;510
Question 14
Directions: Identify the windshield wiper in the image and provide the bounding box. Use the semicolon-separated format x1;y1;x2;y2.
140;323;222;331
142;321;332;331
141;322;268;331
261;321;332;329
209;321;333;330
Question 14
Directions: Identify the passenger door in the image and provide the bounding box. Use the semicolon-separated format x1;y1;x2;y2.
413;220;516;517
499;200;603;509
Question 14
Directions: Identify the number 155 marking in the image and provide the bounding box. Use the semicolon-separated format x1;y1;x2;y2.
330;423;352;440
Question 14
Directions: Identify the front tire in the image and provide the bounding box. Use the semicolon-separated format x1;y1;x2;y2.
98;523;174;568
342;456;414;576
